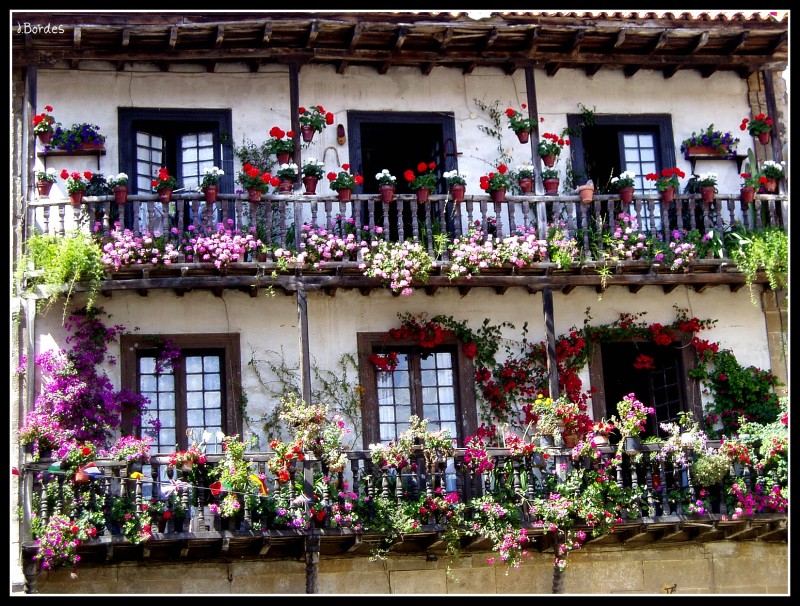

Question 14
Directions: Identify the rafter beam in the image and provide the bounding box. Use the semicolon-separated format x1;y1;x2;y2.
503;62;517;75
700;66;717;78
306;21;320;47
395;25;408;51
624;65;641;78
70;26;82;68
261;22;272;46
690;31;709;54
584;64;601;77
378;62;391;74
336;60;348;75
545;62;561;77
650;31;669;53
214;25;225;50
728;31;749;54
613;29;627;49
662;65;681;78
348;23;364;50
463;62;477;74
168;26;178;51
527;27;540;52
438;28;453;52
569;30;585;54
249;59;261;73
483;27;498;51
421;62;434;75
768;31;788;53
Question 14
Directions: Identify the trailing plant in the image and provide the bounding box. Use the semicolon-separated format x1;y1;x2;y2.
473;97;513;166
728;227;788;301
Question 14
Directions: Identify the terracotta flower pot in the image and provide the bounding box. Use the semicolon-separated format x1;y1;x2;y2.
618;186;634;204
450;183;465;202
761;177;778;194
660;185;675;204
518;177;534;194
700;185;716;203
489;187;506;203
302;175;319;195
337;188;352;202
276;152;292;165
113;185;128;205
36;180;53;197
379;184;395;203
757;131;771;145
301;125;315;143
415;188;430;204
158;188;172;204
543;178;560;195
279;180;294;194
248;188;262;203
577;184;594;203
37;131;53;145
541;155;556;168
740;186;755;205
203;184;218;204
68;191;85;207
562;433;579;448
516;130;530;144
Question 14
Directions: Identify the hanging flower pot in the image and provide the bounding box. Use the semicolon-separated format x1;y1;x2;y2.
740;186;755;205
157;188;172;204
577;183;594;203
489;187;506;203
379;184;395;203
562;432;579;448
276;152;292;165
623;436;642;454
761;177;778;194
757;131;771;145
518;177;534;194
543;178;560;195
203;184;218;204
113;185;129;205
302;175;319;195
515;130;530;144
539;434;555;448
37;130;53;145
68;191;85;207
415;187;430;204
593;434;610;447
700;186;716;203
279;180;294;194
301;125;315;143
248;188;262;203
36;180;53;197
541;155;556;168
660;185;675;204
449;183;465;202
337;188;352;202
618;186;634;204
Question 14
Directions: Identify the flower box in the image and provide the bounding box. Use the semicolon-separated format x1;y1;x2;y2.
684;144;731;157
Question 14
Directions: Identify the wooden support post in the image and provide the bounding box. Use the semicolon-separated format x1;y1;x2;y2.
297;284;313;407
305;531;320;594
542;287;559;398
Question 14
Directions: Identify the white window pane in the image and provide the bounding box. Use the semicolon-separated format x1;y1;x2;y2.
423;405;439;420
395;422;410;435
377;389;393;404
204;373;221;390
140;357;155;373
186;356;203;373
394;388;410;405
160;429;176;447
440;404;455;420
379;424;396;442
183;176;199;190
640;149;655;162
188;409;205;426
199;149;214;162
186;374;203;391
160;409;176;427
159;392;175;409
438;370;453;386
442;422;457;437
377;374;392;388
182;147;198;163
205;392;221;409
439;387;454;403
198;132;214;146
183;134;198;147
422;387;438;402
136;132;149;146
151;150;162;164
436;353;452;368
140;375;156;391
379;407;395;423
158;374;174;391
137;160;152;175
206;409;222;425
187;391;204;408
421;370;437;386
138;176;152;191
624;149;640;163
395;406;411;422
393;370;409;388
420;355;436;369
622;134;639;147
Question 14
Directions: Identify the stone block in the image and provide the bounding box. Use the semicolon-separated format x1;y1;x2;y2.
446;565;497;594
390;568;447;594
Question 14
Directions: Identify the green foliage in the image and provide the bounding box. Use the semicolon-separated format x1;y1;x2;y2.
729;227;788;301
473;97;513;166
690;452;730;487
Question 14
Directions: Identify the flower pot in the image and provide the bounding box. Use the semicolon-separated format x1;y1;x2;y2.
172;516;185;533
761;177;778;194
518;177;534;194
740;186;755;205
379;184;395;203
78;141;105;151
337;188;352;202
449;183;465;202
68;191;85;207
578;184;594;203
248;188;263;203
300;125;315;143
660;185;675;204
37;131;53;145
157;188;172;204
757;131;771;145
685;144;730;157
562;433;578;448
539;434;555;448
157;515;168;533
515;130;530;144
302;175;319;195
541;155;556;168
489;187;506;203
278;180;294;194
74;468;90;483
36;180;53;197
593;434;609;447
181;462;194;474
700;185;716;203
543;178;560;195
127;459;144;474
113;185;128;205
618;186;634;204
276;152;292;165
203;184;218;204
415;187;430;204
623;436;642;454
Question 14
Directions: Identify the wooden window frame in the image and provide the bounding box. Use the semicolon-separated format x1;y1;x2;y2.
357;332;478;448
120;333;242;448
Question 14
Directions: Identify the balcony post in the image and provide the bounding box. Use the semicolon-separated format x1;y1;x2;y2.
304;530;320;594
542;287;560;398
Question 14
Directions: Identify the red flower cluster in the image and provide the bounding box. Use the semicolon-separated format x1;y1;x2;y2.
389;320;450;348
462;342;478;358
740;114;773;135
719;439;752;465
648;323;674;346
369;351;399;372
479;164;512;192
633;354;655;370
269;125;294;140
537;132;569;157
691;337;719;361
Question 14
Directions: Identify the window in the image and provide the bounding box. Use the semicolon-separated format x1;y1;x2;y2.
357;332;478;447
587;338;702;439
120;334;242;454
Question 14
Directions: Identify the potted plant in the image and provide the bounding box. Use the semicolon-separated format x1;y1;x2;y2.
577;180;595;203
542;167;560;195
200;166;224;203
301;158;325;195
274;162;299;194
527;394;563;447
403;161;439;203
610;392;655;454
238;163;274;202
375;168;397;203
326;163;363;201
610;170;636;204
265;126;295;164
151;166;178;203
442;169;468;201
591;419;615;447
760;160;784;193
32;104;57;145
694;172;718;203
49;122;106;152
479;163;513;202
515;163;535;194
739;171;762;205
645;167;685;204
537;132;568;167
35;167;58;197
109;435;153;473
107;172;129;205
741;113;774;145
298;104;334;142
60;168;93;206
680;124;739;158
505;103;536;143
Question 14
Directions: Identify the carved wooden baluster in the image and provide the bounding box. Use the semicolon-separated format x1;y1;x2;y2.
410;198;420;241
493;200;504;239
39;478;49;522
659;459;669;515
310;200;318;229
367;198;376;236
506;198;516;235
742;465;752;493
479;199;488;234
465;198;474;232
278;201;288;248
381;198;390;238
688;197;698;231
396;199;405;242
424;203;435;256
352;198;362;244
58;204;66;236
579;204;592;260
323;199;333;231
381;468;390;500
644;453;656;517
629;457;641;517
674;198;684;232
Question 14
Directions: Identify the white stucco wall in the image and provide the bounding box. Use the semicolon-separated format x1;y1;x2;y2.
33;283;772;449
35;63;754;199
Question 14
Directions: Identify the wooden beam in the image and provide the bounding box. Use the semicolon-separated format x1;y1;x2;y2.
494;286;509;295
168;26;178;51
425;285;438;296
378;61;391;74
214;25;225;50
690;31;709;54
70;27;82;69
662;284;679;294
728;31;749;54
542;287;559;398
569;30;585;54
349;23;364;50
421;63;434;75
306;21;320;47
463;62;477;75
395;26;408;51
438;28;453;52
562;284;576;295
700;66;717;78
662;65;681;78
458;286;471;297
768;31;788;54
207;62;217;73
483;28;498;51
628;284;644;294
584;64;601;77
324;286;337;297
545;62;560;77
527;27;540;53
336;60;348;75
624;65;641;78
249;59;261;73
613;29;627;49
650;31;669;53
261;22;272;46
503;62;517;75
